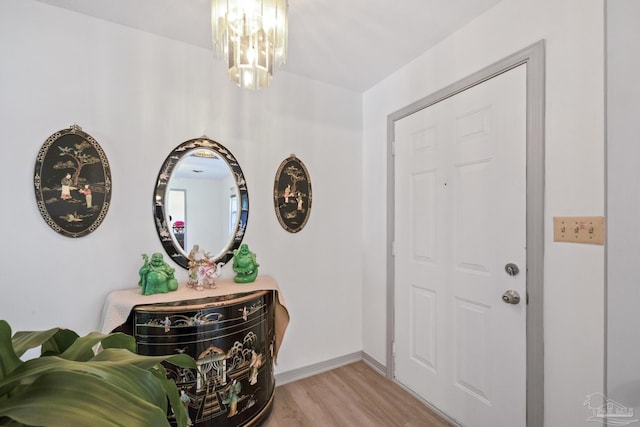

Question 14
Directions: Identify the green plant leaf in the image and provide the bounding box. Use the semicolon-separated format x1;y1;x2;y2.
0;322;195;427
59;331;111;361
0;356;167;407
10;327;61;358
0;416;22;426
0;321;22;381
100;332;136;352
0;370;171;427
41;328;80;356
91;348;196;370
151;365;189;427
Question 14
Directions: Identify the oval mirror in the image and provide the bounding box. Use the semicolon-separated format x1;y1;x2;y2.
153;137;248;269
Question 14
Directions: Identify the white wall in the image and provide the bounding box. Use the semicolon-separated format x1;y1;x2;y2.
606;0;640;416
0;0;363;376
362;0;605;426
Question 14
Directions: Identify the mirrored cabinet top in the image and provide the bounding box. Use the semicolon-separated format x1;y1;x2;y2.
154;137;248;269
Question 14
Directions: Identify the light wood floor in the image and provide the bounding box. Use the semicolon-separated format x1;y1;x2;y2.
263;361;454;427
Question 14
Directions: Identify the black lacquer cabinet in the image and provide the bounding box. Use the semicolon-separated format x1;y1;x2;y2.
133;290;275;426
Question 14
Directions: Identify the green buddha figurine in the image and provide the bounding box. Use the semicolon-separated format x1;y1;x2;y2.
138;252;179;295
232;244;259;283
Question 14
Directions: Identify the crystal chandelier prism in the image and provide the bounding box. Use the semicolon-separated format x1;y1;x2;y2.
211;0;288;90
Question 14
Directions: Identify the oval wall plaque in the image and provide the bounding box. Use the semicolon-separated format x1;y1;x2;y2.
273;154;312;233
34;125;112;237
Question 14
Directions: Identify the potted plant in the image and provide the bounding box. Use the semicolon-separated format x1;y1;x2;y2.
0;320;196;427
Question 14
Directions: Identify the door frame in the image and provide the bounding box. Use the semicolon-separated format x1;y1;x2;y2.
386;40;545;427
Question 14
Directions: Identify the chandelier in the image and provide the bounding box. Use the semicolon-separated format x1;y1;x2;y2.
211;0;288;90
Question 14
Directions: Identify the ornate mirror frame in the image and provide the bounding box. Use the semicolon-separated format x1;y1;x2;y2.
153;137;249;269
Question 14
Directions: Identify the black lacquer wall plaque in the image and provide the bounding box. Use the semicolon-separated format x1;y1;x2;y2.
273;154;312;233
34;124;111;237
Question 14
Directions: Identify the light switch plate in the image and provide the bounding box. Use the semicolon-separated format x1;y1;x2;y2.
553;216;605;245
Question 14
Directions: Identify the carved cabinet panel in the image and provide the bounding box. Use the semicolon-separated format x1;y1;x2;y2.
134;290;275;426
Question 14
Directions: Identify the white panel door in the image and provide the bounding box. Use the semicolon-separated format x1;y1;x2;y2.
394;65;527;427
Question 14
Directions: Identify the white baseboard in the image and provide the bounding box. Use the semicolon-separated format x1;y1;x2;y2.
275;351;383;385
361;351;386;375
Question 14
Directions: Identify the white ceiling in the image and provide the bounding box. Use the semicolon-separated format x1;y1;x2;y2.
33;0;502;92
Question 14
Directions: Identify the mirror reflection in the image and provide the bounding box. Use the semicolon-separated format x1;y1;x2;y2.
154;138;249;269
167;151;236;254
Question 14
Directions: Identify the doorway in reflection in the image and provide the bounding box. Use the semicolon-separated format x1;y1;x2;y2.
168;189;186;249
